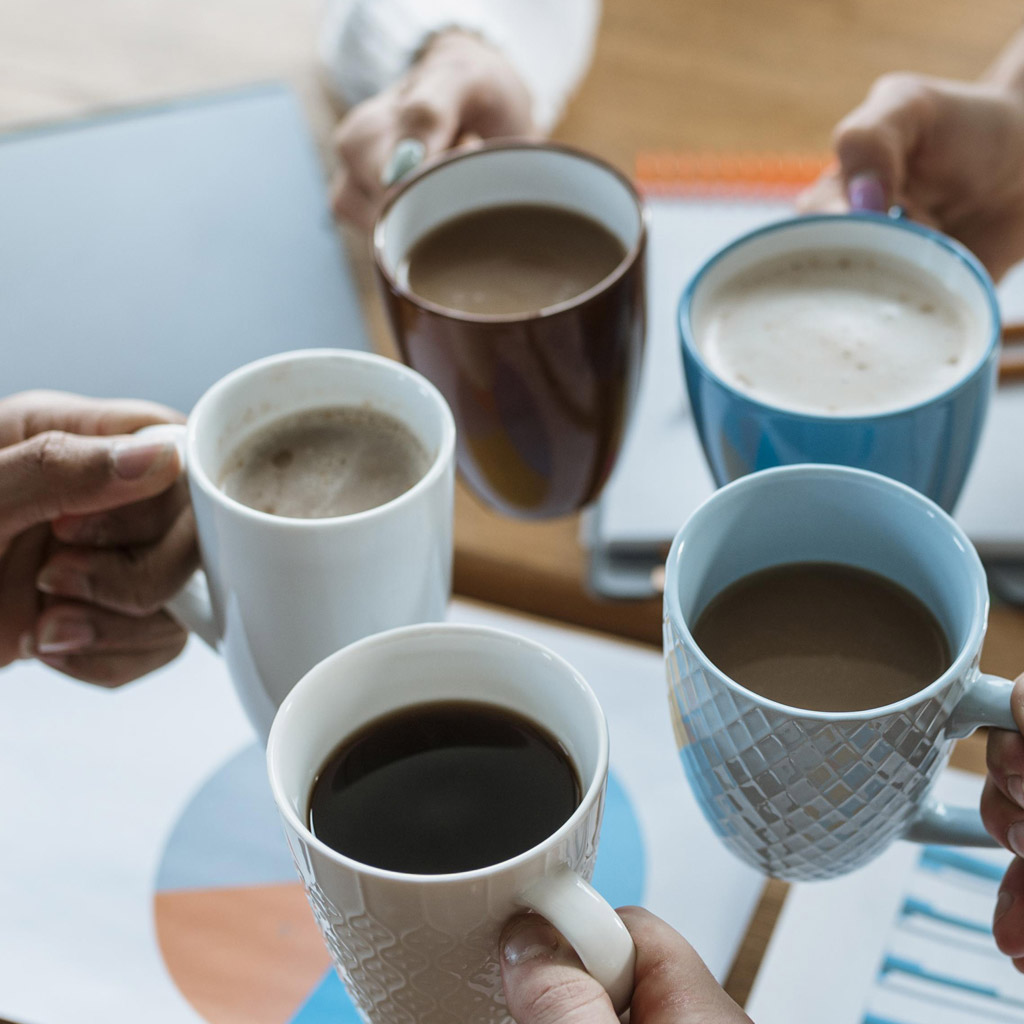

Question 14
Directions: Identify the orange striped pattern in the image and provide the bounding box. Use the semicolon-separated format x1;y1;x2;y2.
635;151;835;198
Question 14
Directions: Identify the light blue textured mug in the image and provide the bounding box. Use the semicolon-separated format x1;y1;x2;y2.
663;464;1016;881
678;214;1000;512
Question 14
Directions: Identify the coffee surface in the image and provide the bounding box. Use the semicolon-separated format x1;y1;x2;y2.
401;203;627;316
218;405;429;518
308;700;581;874
691;562;951;712
695;249;985;415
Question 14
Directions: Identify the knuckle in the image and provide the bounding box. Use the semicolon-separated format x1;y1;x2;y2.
32;429;73;474
872;71;926;99
90;548;164;617
334;127;364;162
521;974;607;1024
26;431;93;519
333;105;387;161
398;98;443;135
88;661;137;688
987;730;1024;777
121;557;166;617
874;72;938;119
979;790;1009;844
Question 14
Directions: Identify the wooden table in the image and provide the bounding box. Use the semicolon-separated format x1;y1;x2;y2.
3;0;1024;1011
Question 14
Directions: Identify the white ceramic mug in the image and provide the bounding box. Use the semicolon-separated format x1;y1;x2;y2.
163;348;456;739
266;622;636;1024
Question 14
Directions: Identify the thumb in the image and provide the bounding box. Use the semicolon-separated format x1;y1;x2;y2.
832;73;928;213
500;909;750;1024
0;432;180;544
500;914;617;1024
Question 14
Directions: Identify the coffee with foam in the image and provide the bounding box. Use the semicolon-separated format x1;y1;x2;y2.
694;249;986;416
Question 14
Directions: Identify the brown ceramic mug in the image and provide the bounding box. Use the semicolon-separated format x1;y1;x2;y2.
372;141;646;519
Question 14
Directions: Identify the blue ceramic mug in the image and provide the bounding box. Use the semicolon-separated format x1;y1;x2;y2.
663;464;1016;881
678;214;1000;511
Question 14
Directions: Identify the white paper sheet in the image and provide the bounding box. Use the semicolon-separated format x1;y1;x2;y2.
0;600;764;1024
746;769;1022;1024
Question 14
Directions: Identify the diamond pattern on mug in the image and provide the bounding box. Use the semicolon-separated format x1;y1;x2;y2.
664;624;965;880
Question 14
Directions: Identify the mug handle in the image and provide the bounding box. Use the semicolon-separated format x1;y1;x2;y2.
134;424;221;650
903;673;1017;846
518;866;636;1015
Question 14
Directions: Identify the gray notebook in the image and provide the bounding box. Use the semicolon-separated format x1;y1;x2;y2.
0;83;368;413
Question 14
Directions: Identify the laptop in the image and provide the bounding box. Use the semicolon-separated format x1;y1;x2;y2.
0;83;369;413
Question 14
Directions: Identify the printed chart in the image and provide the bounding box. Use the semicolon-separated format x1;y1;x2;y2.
0;600;764;1024
153;745;645;1024
861;846;1024;1024
747;770;1022;1024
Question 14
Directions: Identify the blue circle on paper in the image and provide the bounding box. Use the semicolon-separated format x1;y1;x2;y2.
156;745;645;1023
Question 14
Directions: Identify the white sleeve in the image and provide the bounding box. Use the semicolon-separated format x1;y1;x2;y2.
318;0;601;132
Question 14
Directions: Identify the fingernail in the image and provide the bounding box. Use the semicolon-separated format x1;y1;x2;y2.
502;916;562;966
112;438;175;480
37;615;95;654
381;138;426;188
18;632;35;659
1009;822;1024;859
847;172;887;212
996;889;1015;922
1009;776;1024;809
37;565;92;601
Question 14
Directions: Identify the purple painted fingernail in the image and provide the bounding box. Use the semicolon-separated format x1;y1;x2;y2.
847;173;887;213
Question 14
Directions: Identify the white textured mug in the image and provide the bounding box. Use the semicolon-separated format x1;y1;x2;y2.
266;622;636;1024
164;348;455;739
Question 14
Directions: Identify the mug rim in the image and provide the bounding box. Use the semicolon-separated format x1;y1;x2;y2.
663;463;990;721
265;621;611;885
371;138;648;325
676;212;1001;423
185;347;456;529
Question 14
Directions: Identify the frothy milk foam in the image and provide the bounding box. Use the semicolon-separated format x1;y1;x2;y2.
695;249;986;416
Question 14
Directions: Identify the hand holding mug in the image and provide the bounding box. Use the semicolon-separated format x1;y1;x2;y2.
164;349;455;739
798;70;1024;281
267;623;636;1024
330;29;535;230
500;908;751;1024
984;672;1024;969
1;390;194;685
664;464;1017;881
679;213;999;511
374;141;646;519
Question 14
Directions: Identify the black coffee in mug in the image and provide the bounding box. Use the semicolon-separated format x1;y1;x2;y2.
307;700;581;873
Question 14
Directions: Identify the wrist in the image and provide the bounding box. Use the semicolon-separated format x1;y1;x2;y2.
412;27;534;136
980;30;1024;104
415;27;498;69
